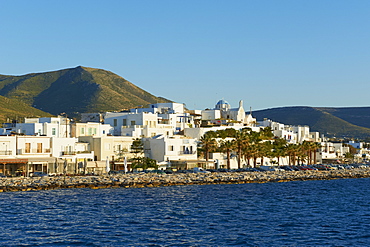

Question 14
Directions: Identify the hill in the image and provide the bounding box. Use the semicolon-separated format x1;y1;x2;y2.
0;95;52;123
317;107;370;129
253;106;370;138
0;66;170;118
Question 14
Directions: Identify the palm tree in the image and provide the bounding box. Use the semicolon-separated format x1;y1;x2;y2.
272;138;287;165
232;128;251;169
219;139;233;169
286;144;300;166
311;142;322;165
259;141;273;167
259;126;274;140
198;132;217;162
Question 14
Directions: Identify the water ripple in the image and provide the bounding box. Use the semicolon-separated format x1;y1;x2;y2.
0;179;370;246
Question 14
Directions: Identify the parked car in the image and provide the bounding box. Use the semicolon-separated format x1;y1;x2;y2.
280;166;294;171
32;172;48;177
193;167;210;173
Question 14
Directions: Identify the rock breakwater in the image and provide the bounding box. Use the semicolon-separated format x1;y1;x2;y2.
1;168;370;192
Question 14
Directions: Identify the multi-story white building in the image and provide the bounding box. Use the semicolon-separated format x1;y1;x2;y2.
1;116;71;137
71;122;113;137
260;119;322;143
0;136;94;176
78;136;136;162
104;102;192;136
142;135;198;169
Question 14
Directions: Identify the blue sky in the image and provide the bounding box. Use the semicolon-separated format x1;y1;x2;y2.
1;1;370;111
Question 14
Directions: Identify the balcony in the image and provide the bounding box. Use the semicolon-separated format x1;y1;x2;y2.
0;150;12;155
61;151;91;155
179;151;196;155
20;149;51;154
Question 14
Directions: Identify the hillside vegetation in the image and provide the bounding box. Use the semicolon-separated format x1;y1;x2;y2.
253;106;370;138
0;66;170;118
0;95;52;123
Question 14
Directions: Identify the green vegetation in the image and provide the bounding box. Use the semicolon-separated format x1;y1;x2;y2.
0;95;51;123
198;128;322;168
129;138;158;170
0;66;170;118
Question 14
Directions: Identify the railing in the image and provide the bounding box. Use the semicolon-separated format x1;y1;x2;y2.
20;149;51;154
61;151;91;155
179;151;196;155
0;150;12;155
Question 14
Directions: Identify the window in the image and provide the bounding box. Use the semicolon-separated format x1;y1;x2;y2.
123;119;127;126
81;128;85;135
88;128;92;135
52;128;56;136
37;143;42;153
131;121;136;126
93;128;97;135
113;119;117;127
168;145;174;151
25;143;31;153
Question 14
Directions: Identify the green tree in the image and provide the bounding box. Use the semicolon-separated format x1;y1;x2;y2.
219;139;233;169
271;138;287;165
131;157;158;170
130;138;144;167
232;128;251;169
198;132;217;161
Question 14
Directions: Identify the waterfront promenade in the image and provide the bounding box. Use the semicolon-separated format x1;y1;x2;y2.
1;168;370;192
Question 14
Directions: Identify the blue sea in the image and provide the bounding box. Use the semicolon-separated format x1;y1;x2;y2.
1;178;370;246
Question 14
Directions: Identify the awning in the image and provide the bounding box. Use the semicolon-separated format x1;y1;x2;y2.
27;157;56;163
0;159;28;164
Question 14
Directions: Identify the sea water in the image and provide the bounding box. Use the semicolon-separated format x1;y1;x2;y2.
1;178;370;246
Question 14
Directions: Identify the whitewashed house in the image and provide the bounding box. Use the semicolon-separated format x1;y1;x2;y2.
71;122;113;137
142;135;198;169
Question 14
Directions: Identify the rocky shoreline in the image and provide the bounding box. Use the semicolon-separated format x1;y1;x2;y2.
1;168;370;192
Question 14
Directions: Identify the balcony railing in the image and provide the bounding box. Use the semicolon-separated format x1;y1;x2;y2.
61;151;91;155
179;151;196;155
20;149;51;154
0;150;12;155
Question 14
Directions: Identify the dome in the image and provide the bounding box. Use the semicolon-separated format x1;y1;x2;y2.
216;99;230;105
215;99;230;110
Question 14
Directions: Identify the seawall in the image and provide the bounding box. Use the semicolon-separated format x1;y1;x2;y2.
1;168;370;192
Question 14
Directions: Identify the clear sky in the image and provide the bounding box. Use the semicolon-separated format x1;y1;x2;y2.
1;1;370;111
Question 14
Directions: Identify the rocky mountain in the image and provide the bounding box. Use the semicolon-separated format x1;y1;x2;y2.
0;66;170;118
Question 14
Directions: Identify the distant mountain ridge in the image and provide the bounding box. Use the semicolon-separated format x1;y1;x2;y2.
0;66;170;118
253;106;370;138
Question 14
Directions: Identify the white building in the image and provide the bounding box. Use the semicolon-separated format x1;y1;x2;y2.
104;102;192;136
201;99;256;126
78;136;137;162
71;122;113;137
260;119;322;143
3;116;71;137
143;135;198;169
0;136;94;176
